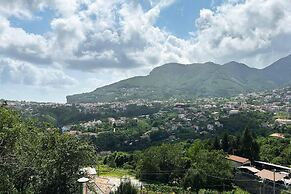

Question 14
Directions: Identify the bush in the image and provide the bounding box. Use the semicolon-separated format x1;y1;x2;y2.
110;180;138;194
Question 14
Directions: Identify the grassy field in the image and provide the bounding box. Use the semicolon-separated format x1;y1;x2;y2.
97;164;135;178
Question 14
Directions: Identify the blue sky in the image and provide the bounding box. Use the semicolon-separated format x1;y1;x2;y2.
155;0;224;39
0;0;291;102
10;8;55;35
9;0;222;38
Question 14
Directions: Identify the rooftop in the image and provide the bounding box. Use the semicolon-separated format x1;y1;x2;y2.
255;169;287;182
255;161;291;172
238;166;260;173
226;155;250;164
269;133;285;138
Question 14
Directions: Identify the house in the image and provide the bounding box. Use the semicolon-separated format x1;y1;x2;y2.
96;120;103;125
226;154;251;167
212;112;219;120
254;161;291;173
238;166;260;174
108;117;116;125
64;130;82;136
207;124;214;131
178;114;186;119
229;110;239;115
275;119;291;125
269;133;285;139
255;169;287;182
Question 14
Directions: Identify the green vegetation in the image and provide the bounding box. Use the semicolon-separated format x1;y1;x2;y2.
142;182;249;193
239;128;260;161
67;55;291;103
98;165;135;177
0;107;97;194
36;104;100;126
258;136;291;165
219;110;274;135
30;103;160;127
3;92;291;193
136;141;233;192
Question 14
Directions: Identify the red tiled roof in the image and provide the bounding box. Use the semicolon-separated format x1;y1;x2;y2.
226;155;250;164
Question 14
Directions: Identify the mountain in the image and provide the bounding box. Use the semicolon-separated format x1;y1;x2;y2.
67;54;291;103
262;54;291;85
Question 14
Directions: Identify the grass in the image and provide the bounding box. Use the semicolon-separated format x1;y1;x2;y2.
97;164;135;178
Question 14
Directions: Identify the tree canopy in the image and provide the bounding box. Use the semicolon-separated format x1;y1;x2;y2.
0;107;97;194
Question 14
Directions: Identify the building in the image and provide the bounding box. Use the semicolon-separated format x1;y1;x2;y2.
255;169;287;182
275;119;291;125
269;133;285;139
238;166;260;174
229;110;239;115
226;154;251;167
254;161;291;173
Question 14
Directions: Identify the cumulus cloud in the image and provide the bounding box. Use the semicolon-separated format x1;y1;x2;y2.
1;0;291;72
0;58;76;87
0;17;51;65
0;0;84;18
191;0;291;67
0;0;47;18
1;0;291;101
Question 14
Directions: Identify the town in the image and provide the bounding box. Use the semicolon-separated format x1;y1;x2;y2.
2;87;291;193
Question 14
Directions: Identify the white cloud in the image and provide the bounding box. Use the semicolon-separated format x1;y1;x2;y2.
0;0;84;18
0;0;47;19
0;58;76;87
191;0;291;67
0;0;291;101
0;16;51;65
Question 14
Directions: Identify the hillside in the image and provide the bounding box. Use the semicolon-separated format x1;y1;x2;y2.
67;54;291;103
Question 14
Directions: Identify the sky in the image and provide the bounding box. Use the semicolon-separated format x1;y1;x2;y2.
0;0;291;102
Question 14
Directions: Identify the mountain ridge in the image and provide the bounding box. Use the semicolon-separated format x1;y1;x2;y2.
67;54;291;103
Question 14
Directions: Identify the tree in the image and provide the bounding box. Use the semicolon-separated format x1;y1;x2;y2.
212;136;220;150
282;144;291;165
222;133;229;152
182;168;206;193
258;136;291;165
186;140;233;191
137;143;188;183
191;150;233;191
35;131;97;194
234;135;241;150
187;139;205;160
240;128;259;161
0;107;97;194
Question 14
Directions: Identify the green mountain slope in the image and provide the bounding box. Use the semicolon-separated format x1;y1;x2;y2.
67;54;291;103
262;54;291;85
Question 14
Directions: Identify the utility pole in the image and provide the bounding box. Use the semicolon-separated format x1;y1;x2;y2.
259;180;263;194
273;169;276;194
263;179;265;194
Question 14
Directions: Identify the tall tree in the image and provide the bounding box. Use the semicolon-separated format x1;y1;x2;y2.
222;133;230;152
212;136;220;150
240;128;259;161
